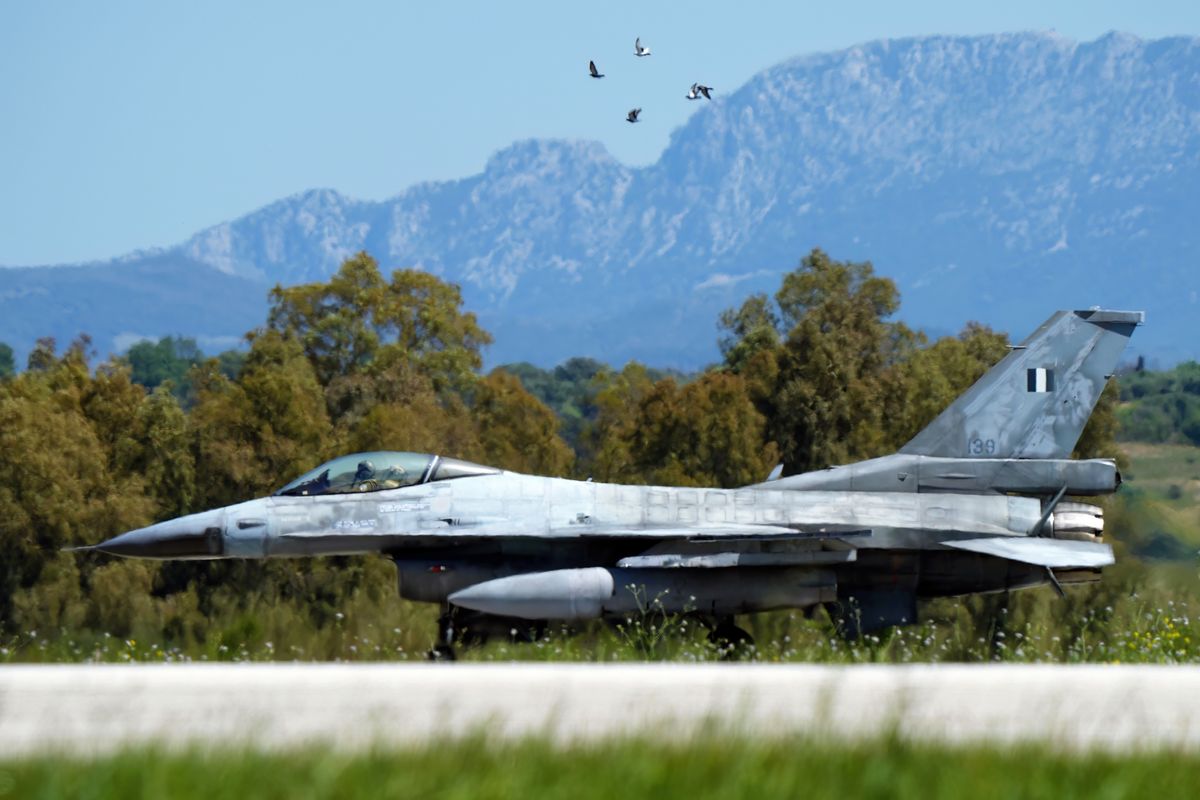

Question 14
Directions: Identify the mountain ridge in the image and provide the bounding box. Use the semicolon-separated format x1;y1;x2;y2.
2;31;1197;367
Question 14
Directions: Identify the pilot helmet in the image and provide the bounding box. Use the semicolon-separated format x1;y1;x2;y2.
355;460;376;480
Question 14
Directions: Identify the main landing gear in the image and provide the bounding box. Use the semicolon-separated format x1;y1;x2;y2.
426;607;549;661
706;616;755;660
427;610;458;661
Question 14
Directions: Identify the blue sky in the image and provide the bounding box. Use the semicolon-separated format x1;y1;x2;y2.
1;0;1197;265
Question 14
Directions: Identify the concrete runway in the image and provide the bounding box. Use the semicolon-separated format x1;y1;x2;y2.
3;663;1200;756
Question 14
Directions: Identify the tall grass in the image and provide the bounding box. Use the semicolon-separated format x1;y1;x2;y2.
4;736;1200;799
4;558;1197;665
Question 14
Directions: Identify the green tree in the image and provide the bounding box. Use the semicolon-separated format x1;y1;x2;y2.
215;349;247;380
189;330;333;508
0;341;154;631
343;392;483;462
498;357;607;452
718;293;781;375
125;336;205;395
587;368;775;488
720;249;916;474
126;385;197;519
1073;380;1123;461
26;337;58;372
876;322;1010;450
0;342;14;379
473;370;574;476
267;252;492;422
585;363;658;481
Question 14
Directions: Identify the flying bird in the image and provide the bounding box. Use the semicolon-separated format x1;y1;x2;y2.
626;108;641;123
687;83;714;100
589;60;604;78
634;37;651;57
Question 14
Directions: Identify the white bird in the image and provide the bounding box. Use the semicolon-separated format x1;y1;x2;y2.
634;37;651;57
687;83;714;100
589;60;604;78
626;108;641;123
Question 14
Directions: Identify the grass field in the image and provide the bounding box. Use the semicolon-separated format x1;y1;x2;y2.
1121;442;1200;489
3;737;1200;799
1120;442;1200;550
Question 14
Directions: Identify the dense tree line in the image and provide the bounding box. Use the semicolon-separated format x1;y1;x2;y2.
0;248;1123;653
1117;361;1200;445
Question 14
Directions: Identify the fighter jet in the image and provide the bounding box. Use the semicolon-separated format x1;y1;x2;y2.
82;309;1142;658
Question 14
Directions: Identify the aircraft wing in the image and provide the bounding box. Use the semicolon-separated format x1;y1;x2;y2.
275;521;870;556
582;523;870;541
279;521;870;542
941;537;1114;568
611;524;868;568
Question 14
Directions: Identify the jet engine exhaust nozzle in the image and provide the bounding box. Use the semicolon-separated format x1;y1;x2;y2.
1050;502;1104;541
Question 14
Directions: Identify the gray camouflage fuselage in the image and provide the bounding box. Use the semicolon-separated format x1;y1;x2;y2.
93;460;1108;624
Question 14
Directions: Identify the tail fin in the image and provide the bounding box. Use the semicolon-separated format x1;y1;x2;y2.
900;310;1142;459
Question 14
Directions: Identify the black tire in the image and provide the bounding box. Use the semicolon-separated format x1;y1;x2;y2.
427;644;457;662
708;619;755;660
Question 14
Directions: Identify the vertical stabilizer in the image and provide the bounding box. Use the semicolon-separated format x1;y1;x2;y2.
900;310;1142;459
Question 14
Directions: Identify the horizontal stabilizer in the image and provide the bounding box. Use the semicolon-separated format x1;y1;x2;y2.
942;537;1114;568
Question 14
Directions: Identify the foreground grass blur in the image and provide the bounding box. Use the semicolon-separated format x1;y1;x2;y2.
4;736;1200;799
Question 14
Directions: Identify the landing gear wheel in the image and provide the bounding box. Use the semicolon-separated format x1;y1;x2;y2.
708;618;755;661
427;644;457;661
428;610;459;662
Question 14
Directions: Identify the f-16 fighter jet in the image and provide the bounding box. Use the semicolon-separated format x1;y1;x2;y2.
83;309;1142;658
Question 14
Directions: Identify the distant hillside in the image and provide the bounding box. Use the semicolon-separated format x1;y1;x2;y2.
1118;361;1200;445
2;32;1198;367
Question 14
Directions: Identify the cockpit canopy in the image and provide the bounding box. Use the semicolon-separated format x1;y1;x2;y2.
275;451;499;497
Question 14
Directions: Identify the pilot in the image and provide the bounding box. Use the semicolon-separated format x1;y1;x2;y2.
353;460;407;491
377;464;407;490
353;460;377;491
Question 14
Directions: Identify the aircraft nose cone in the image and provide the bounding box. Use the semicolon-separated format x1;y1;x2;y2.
91;511;226;559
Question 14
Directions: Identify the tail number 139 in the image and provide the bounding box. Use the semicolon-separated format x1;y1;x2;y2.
968;438;997;455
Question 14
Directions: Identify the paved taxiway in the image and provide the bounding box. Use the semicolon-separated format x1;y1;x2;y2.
3;663;1200;755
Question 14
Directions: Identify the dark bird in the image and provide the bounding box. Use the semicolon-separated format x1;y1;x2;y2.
589;60;604;78
634;37;651;57
687;83;714;100
626;108;641;123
